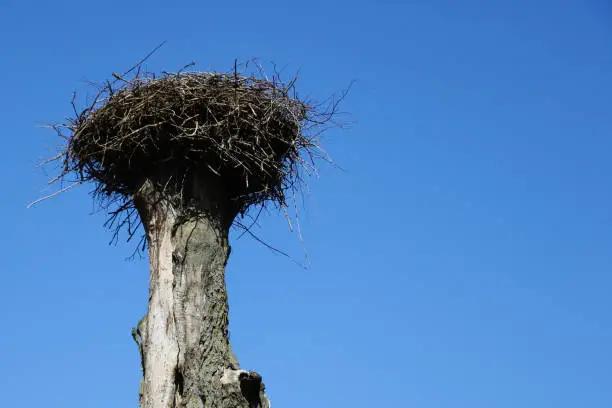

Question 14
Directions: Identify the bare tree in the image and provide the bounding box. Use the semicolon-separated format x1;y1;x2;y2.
35;59;344;408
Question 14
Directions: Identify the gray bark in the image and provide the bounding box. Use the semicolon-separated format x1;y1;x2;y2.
132;180;270;408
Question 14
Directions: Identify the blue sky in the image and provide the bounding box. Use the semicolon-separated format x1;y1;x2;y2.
1;1;611;407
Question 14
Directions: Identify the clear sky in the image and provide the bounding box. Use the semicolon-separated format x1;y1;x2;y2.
1;1;611;407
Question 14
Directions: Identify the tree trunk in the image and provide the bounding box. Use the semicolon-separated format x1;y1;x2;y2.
132;181;270;408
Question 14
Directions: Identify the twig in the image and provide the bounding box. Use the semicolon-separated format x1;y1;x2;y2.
27;181;82;208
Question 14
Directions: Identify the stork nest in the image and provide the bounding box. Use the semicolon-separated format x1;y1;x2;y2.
44;64;344;249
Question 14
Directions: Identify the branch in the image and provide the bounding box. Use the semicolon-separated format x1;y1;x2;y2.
27;181;82;209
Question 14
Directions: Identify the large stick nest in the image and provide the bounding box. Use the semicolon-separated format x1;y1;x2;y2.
44;62;344;250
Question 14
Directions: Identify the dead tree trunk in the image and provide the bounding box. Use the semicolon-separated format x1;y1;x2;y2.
132;180;269;408
44;68;338;407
